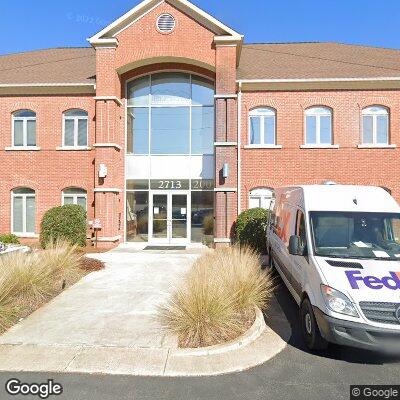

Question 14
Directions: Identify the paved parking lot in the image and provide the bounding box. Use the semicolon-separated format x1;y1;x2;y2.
1;276;398;400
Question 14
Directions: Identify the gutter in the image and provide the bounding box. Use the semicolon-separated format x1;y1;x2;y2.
237;77;400;84
237;81;242;215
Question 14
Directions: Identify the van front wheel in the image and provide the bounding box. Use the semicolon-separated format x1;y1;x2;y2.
300;298;328;351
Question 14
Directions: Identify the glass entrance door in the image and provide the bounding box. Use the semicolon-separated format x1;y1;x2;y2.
150;192;189;244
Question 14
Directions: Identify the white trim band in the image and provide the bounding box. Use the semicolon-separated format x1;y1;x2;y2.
214;94;238;99
214;188;237;192
214;238;232;244
244;145;282;149
56;146;91;151
214;141;237;146
5;146;41;151
94;96;123;106
237;77;400;84
95;235;122;242
357;144;397;149
94;188;122;193
300;144;340;149
93;143;122;150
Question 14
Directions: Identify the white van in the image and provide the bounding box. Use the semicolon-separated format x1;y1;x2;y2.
266;184;400;351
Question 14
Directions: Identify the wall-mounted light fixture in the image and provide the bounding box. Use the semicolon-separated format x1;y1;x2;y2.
222;163;229;179
99;163;108;178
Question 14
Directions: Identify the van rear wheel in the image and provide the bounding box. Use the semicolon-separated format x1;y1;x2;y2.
300;298;328;351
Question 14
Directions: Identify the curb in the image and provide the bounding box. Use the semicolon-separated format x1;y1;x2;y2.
171;307;265;357
0;304;289;377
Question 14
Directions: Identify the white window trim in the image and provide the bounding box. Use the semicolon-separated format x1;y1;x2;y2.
304;107;333;145
249;188;274;209
11;190;36;237
300;144;339;149
361;107;389;145
244;144;282;149
12;114;36;147
248;108;277;146
5;146;41;151
62;191;88;211
62;112;88;148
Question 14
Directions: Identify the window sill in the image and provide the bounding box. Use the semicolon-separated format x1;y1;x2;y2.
244;145;282;149
12;233;39;238
5;146;41;151
300;144;339;149
357;144;396;149
56;146;91;151
93;143;122;150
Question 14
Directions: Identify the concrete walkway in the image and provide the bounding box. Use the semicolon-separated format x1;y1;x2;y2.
0;247;288;376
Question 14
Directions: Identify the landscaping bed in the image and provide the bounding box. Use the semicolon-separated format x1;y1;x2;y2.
159;245;274;348
0;240;105;335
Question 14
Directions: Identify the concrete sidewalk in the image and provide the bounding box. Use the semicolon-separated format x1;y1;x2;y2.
0;247;288;376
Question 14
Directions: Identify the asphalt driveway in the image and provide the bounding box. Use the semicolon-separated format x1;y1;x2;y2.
0;279;398;400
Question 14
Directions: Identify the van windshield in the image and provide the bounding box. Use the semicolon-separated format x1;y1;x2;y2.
310;211;400;260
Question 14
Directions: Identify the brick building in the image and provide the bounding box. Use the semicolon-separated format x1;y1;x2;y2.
1;0;400;247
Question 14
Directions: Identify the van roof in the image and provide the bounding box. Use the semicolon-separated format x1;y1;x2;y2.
277;185;400;213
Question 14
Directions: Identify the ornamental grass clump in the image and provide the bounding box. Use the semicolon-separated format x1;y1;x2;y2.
159;245;275;348
0;239;84;334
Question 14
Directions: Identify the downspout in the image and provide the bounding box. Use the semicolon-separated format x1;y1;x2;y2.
237;81;242;215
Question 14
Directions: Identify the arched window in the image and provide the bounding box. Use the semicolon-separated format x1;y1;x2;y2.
62;188;87;210
305;106;332;145
11;187;36;235
249;108;276;145
362;106;389;145
12;110;36;147
249;188;274;209
63;109;88;148
127;72;215;155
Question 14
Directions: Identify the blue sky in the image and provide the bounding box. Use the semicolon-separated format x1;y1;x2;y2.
1;0;400;55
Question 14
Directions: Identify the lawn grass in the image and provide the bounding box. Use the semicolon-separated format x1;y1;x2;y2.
159;245;275;348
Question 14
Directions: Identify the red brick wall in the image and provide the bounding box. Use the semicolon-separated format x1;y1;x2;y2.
0;95;95;236
114;2;216;72
240;90;400;210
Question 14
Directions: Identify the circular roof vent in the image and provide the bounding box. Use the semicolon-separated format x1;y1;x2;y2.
157;13;176;33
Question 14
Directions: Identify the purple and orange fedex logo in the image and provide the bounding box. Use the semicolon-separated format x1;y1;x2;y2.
346;270;400;290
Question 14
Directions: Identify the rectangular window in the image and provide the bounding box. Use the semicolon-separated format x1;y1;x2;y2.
320;116;332;144
12;196;23;233
191;191;214;243
377;115;388;144
151;107;190;154
77;119;88;147
64;120;75;146
126;192;149;242
191;106;214;154
14;120;24;146
264;116;275;145
362;115;374;144
27;120;36;146
306;116;317;144
128;108;149;154
250;117;261;144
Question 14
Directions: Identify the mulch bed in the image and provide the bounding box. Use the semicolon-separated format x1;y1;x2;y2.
79;256;105;272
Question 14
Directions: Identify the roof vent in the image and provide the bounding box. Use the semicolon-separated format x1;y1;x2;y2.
323;180;337;185
157;14;176;33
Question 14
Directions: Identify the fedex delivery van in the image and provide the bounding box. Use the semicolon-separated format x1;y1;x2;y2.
266;184;400;351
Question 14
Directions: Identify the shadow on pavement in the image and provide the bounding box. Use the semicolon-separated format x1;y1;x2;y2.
264;270;400;365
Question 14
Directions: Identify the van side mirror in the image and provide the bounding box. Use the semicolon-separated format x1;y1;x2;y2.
289;235;301;255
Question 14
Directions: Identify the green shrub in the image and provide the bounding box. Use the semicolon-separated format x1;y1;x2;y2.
40;205;87;248
0;234;20;245
235;208;269;254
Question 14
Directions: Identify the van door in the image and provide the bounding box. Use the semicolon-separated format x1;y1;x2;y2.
274;203;297;291
289;209;309;299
